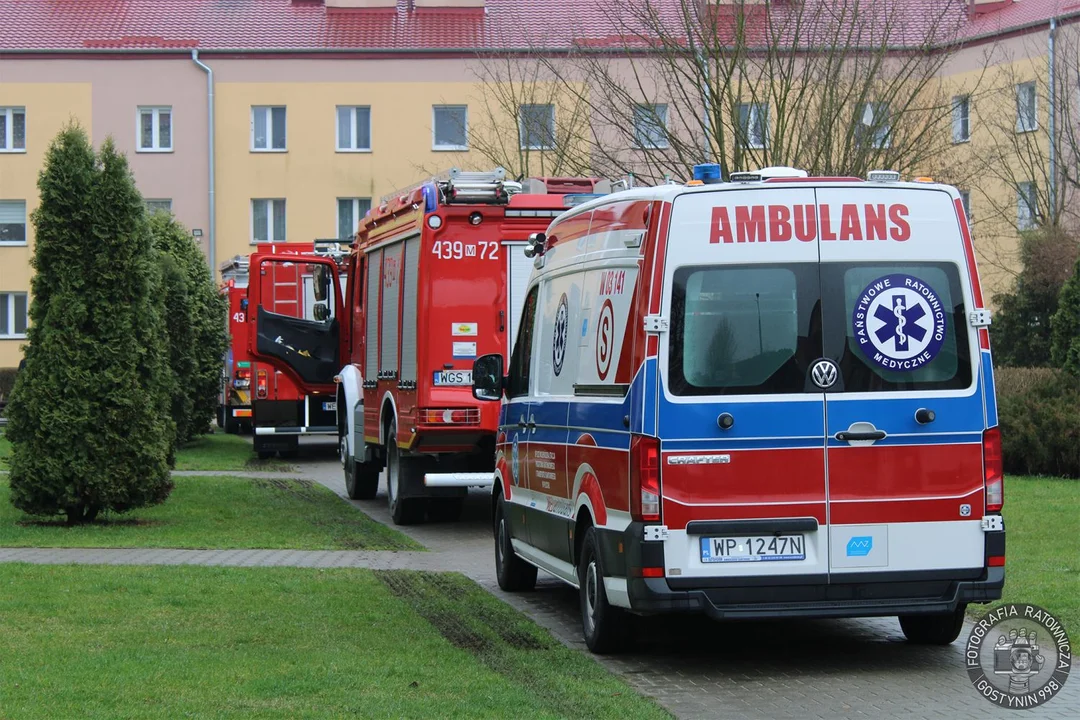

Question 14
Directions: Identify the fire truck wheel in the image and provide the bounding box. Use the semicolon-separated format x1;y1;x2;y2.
579;526;628;654
494;495;537;592
428;497;465;523
386;422;424;525
898;606;966;645
343;444;380;501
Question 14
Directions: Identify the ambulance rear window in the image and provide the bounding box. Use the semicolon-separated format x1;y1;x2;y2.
669;264;820;396
823;262;972;391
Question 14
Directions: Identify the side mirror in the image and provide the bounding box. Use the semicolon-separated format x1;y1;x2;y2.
313;303;331;322
312;264;331;303
472;353;505;401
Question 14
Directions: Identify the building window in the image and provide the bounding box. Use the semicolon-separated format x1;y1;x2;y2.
633;104;669;149
1016;82;1037;133
856;102;891;149
432;105;468;151
251;106;287;151
959;190;972;220
0;107;26;152
1017;182;1037;230
337;106;371;152
0;292;29;338
252;199;286;243
337;198;372;240
146;199;173;215
737;102;769;149
519;104;555;150
952;96;970;143
137;107;172;152
0;200;27;244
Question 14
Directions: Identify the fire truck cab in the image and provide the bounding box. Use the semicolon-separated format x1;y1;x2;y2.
472;165;1005;653
333;168;610;525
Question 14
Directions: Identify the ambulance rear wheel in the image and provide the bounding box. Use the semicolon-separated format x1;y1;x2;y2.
899;605;966;645
579;526;628;654
494;495;536;592
386;422;424;525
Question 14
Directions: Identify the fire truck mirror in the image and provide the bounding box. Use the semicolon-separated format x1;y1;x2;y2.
312;303;331;322
312;264;331;303
472;354;505;402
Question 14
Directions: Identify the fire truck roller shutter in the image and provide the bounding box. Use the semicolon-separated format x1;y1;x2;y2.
400;236;421;383
507;242;534;346
365;249;381;385
380;243;403;377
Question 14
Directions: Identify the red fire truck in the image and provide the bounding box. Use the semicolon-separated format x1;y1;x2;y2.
243;167;608;523
219;241;346;459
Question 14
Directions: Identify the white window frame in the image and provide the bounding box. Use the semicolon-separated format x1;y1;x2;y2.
518;104;556;151
0;107;26;153
337;197;372;239
431;105;469;151
0;200;28;246
951;95;970;144
857;101;892;149
336;106;372;152
136;106;172;152
633;103;669;149
251;106;287;152
1016;82;1037;133
251;198;287;244
1017;181;1037;230
738;102;769;149
0;292;29;339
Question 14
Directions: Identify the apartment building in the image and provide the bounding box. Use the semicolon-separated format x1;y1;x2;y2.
1;0;1075;368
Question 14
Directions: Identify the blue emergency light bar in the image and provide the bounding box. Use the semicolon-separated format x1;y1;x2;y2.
692;163;723;184
422;183;439;213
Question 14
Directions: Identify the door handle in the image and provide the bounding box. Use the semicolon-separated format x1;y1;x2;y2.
518;417;527;429
835;430;886;442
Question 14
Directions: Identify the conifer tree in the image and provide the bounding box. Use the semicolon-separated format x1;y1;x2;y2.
1051;256;1080;376
6;127;174;523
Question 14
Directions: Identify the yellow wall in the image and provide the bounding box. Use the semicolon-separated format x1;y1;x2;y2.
214;81;488;264
0;83;92;368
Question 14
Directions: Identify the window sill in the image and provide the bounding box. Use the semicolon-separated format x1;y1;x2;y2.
0;149;27;154
952;138;971;145
632;144;670;151
520;146;555;152
336;149;372;154
1016;127;1038;134
0;242;29;247
433;146;469;152
250;240;287;245
137;148;174;154
251;148;288;153
0;335;27;341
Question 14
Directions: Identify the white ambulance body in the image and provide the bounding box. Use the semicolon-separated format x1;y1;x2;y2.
471;166;1005;653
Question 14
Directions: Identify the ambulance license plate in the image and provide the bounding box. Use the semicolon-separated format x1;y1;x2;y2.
322;401;336;412
433;370;472;386
700;535;806;563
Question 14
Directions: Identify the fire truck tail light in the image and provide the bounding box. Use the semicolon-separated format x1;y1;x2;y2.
983;427;1003;512
256;370;269;399
630;435;661;522
235;368;251;380
419;408;480;425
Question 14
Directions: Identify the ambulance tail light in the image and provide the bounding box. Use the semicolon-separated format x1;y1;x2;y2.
419;408;480;425
983;427;1003;512
630;435;661;522
256;369;269;399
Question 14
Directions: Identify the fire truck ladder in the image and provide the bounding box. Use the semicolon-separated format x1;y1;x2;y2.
381;167;523;206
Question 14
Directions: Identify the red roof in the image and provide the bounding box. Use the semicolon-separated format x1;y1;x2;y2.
0;0;1074;53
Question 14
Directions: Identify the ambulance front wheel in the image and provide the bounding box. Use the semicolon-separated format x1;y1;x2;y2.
494;494;537;592
579;526;629;654
898;605;966;645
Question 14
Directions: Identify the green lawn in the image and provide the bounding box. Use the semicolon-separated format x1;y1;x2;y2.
0;565;670;720
978;475;1080;631
173;431;292;472
0;475;420;551
0;433;9;466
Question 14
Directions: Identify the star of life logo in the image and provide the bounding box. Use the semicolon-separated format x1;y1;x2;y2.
852;273;947;371
552;293;569;376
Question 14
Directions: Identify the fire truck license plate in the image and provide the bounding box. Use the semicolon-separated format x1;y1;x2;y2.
700;535;805;563
433;370;472;386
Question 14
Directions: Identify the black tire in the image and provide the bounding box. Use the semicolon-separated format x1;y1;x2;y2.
428;497;465;523
899;605;966;645
386;421;424;525
342;433;380;501
494;494;537;592
257;450;274;460
578;525;627;654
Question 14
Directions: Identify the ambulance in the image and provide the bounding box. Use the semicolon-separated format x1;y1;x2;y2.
471;165;1006;653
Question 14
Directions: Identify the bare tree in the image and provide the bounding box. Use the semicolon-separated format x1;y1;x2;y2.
469;0;982;185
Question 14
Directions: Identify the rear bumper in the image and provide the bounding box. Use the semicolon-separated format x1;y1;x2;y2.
602;523;1005;620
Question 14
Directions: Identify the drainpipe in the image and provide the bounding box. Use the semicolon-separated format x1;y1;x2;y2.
191;49;216;274
1048;17;1057;225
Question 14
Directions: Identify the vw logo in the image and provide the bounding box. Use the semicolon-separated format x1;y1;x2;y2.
811;359;838;389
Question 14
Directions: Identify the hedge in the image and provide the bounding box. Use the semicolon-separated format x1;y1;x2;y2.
0;367;16;403
996;367;1080;478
